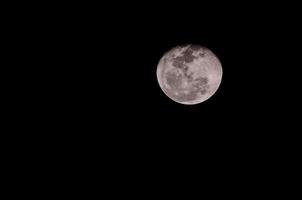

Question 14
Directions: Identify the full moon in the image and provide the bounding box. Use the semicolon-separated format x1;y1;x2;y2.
157;44;223;105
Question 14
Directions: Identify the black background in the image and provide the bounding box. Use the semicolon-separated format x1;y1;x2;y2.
5;1;301;191
34;4;300;137
12;2;300;153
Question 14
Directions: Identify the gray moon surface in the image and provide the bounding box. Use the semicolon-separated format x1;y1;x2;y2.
156;44;223;105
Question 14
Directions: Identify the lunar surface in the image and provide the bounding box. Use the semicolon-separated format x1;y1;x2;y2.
157;44;223;105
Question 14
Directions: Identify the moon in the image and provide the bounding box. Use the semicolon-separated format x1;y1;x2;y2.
156;44;223;105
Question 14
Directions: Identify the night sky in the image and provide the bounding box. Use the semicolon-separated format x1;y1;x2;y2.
30;2;299;146
11;2;300;181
